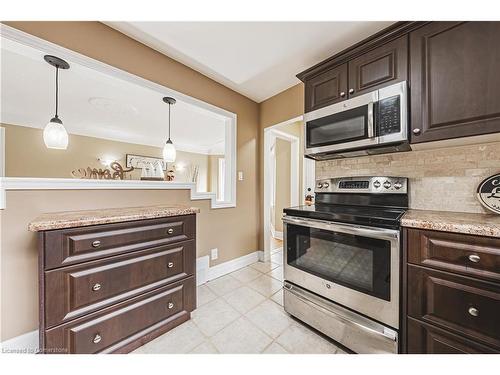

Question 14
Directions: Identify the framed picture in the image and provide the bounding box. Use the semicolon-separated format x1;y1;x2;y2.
126;154;167;171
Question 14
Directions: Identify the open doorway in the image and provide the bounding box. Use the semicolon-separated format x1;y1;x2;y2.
263;116;315;262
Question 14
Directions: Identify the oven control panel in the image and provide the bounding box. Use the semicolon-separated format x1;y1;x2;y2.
316;176;407;194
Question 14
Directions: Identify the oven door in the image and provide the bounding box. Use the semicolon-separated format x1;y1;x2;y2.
283;215;400;329
304;90;378;156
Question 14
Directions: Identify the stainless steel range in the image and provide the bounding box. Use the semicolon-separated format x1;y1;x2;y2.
282;176;408;354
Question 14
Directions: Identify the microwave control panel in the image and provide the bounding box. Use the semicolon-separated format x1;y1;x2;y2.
377;96;401;136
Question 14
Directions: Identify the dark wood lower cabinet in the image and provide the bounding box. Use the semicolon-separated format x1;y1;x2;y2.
407;317;497;354
38;214;197;354
404;228;500;354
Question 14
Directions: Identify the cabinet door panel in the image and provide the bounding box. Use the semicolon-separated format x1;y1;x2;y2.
348;35;408;97
410;21;500;143
407;265;500;349
407;317;497;353
305;64;347;112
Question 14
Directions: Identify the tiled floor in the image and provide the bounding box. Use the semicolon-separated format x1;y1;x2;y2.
133;247;344;354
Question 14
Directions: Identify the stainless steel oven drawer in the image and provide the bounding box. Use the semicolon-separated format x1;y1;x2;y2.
283;282;398;354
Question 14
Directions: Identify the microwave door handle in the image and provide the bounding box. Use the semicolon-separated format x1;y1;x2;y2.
367;101;375;138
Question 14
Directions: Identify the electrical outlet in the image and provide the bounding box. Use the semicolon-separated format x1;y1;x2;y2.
210;248;218;260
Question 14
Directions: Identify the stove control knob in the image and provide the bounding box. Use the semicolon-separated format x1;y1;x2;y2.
323;182;330;188
394;181;403;190
373;180;381;188
317;182;323;189
383;180;392;189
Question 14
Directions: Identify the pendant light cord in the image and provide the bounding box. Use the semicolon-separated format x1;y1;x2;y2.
55;66;59;118
168;102;171;141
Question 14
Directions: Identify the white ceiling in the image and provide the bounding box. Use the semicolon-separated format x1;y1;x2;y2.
0;37;226;155
106;22;395;102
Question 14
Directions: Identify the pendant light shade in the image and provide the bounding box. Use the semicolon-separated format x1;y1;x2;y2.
162;96;177;162
163;139;176;162
43;116;68;150
43;55;70;150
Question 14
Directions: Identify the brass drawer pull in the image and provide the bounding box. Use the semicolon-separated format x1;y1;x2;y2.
468;254;480;263
167;228;174;235
167;262;174;268
168;302;174;309
92;283;101;291
92;240;101;248
93;333;102;344
468;307;479;317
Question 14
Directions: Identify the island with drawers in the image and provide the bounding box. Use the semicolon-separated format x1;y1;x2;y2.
28;205;200;354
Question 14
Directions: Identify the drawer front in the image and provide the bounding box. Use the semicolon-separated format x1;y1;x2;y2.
407;228;500;282
43;215;195;269
408;265;500;349
407;317;498;354
45;240;195;328
44;277;195;354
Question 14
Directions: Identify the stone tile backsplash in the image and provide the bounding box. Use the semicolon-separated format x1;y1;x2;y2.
316;141;500;213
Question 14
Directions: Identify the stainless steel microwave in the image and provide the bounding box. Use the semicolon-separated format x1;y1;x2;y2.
304;81;410;160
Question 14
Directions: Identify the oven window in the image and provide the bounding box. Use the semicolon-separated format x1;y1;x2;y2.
286;224;391;301
306;105;369;148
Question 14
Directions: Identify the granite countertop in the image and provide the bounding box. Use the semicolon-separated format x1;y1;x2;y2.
401;209;500;238
28;205;201;232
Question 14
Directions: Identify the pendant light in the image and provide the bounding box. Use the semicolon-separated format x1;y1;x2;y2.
43;55;70;150
162;97;177;162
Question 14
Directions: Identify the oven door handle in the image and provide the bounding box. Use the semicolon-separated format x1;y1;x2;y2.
282;216;399;241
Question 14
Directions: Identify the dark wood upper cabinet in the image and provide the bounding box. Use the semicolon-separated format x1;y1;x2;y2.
348;35;408;98
410;21;500;143
304;63;347;112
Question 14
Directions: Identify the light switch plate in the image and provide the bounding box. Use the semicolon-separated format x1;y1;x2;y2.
238;171;244;181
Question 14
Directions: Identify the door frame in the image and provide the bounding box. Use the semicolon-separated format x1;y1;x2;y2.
263;115;312;261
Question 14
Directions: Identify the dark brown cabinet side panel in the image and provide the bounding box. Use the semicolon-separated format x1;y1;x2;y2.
407;317;497;354
348;35;408;97
305;63;347;112
410;21;500;143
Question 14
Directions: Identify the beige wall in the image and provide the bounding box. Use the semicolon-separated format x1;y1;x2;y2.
1;21;260;341
259;85;305;247
316;141;500;213
207;154;224;196
2;123;215;191
274;138;291;232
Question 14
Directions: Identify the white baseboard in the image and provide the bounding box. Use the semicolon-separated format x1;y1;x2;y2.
207;251;260;281
1;330;38;354
1;251;261;353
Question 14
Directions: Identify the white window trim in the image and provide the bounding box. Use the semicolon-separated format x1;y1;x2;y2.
217;158;225;202
0;24;237;210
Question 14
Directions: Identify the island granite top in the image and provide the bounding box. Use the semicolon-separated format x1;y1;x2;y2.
28;204;200;231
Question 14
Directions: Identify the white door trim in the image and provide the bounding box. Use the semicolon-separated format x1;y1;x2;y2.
263;115;304;262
